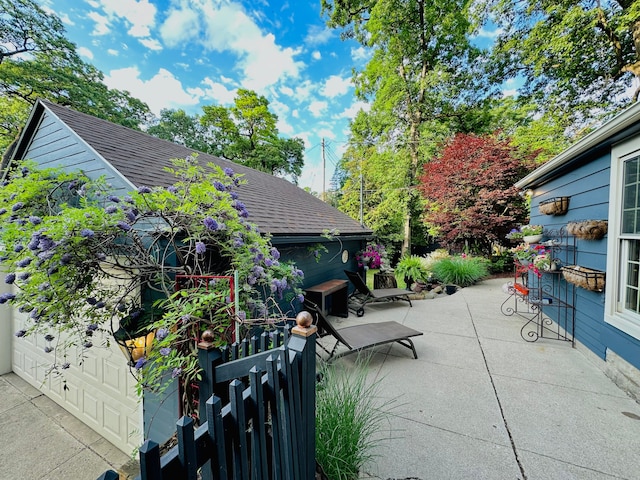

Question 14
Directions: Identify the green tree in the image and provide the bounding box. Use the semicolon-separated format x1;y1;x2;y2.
482;0;640;126
323;0;491;254
0;0;152;156
201;89;305;181
147;108;214;154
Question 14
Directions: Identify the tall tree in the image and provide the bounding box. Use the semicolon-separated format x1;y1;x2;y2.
201;89;305;181
418;133;538;254
0;0;152;155
322;0;491;254
483;0;640;127
147;109;215;154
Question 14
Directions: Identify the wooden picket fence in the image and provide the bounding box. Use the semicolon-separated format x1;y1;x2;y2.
98;319;317;480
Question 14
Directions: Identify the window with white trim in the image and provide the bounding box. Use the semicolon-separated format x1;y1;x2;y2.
606;136;640;340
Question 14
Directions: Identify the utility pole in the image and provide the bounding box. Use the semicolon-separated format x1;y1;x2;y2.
321;138;326;201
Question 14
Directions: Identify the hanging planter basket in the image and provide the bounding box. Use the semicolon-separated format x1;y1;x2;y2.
561;265;606;292
539;197;570;215
566;220;608;240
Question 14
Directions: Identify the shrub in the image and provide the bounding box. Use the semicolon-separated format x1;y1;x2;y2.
316;359;394;480
394;255;429;286
431;255;489;287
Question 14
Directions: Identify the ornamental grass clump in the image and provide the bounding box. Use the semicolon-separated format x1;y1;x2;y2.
316;359;395;480
431;254;489;287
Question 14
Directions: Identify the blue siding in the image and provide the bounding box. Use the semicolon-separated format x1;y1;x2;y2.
530;151;640;370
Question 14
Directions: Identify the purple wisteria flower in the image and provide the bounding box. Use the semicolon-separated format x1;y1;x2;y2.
14;329;27;337
213;181;226;192
107;195;121;203
14;244;24;253
171;367;182;378
18;272;29;280
80;228;95;238
296;294;305;304
0;208;6;215
203;217;219;231
123;195;134;204
96;252;107;261
135;357;147;369
159;347;171;356
237;310;247;321
270;247;280;260
5;273;16;284
156;328;169;341
116;221;131;231
167;185;178;194
83;341;93;349
224;167;234;177
37;250;55;261
86;297;97;305
44;334;55;342
29;216;42;225
125;209;137;222
0;292;16;304
60;253;72;265
264;258;274;267
233;236;244;247
44;346;53;353
87;324;98;331
11;202;24;212
137;186;152;194
195;241;206;254
230;191;239;200
105;205;118;214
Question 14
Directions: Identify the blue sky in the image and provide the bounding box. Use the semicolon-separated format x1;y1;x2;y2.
39;0;504;193
38;0;372;193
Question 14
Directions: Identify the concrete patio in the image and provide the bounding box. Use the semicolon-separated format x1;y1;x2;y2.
1;277;639;479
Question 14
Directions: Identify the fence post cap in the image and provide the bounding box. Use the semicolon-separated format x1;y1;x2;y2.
292;311;317;337
198;329;216;350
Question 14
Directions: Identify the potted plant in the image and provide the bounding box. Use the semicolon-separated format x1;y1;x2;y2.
520;225;543;244
394;255;429;290
505;228;524;243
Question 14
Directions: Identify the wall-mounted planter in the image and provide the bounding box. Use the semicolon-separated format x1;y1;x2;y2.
566;220;608;240
539;197;570;215
561;265;605;292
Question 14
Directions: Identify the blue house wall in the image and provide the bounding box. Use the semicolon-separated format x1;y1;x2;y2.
529;152;640;372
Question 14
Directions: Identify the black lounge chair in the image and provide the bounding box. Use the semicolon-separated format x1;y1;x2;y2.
344;270;412;316
304;300;422;361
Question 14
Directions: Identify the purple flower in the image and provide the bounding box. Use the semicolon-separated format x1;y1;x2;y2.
94;301;105;309
135;357;147;369
237;310;246;321
195;241;206;254
159;347;171;356
230;191;239;200
296;294;304;303
156;328;169;341
171;367;182;378
0;292;16;304
86;297;97;305
203;217;219;231
224;167;234;177
108;195;121;203
270;248;280;260
44;346;53;353
5;273;16;284
105;205;118;214
0;208;6;215
44;334;55;342
62;362;70;369
87;324;98;331
264;258;274;267
11;202;24;212
117;221;131;231
37;250;55;261
80;229;95;238
123;195;134;204
137;186;152;194
14;244;24;253
213;181;226;192
14;329;27;337
233;236;244;247
83;341;93;349
167;185;178;194
60;253;72;265
18;272;29;280
29;216;42;225
96;252;107;261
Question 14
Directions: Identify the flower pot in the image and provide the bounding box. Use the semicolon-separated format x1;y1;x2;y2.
523;234;542;244
445;285;457;295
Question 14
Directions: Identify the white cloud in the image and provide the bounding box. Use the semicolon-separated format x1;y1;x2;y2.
316;128;336;140
501;89;517;98
160;2;303;92
305;25;333;46
294;80;315;102
107;48;119;56
277;118;294;135
351;46;370;62
87;11;111;35
104;67;201;115
201;78;237;105
139;38;162;50
92;0;157;38
280;86;294;96
77;46;94;60
320;75;352;98
292;109;299;118
337;100;370;119
308;100;328;118
312;51;321;60
474;26;503;39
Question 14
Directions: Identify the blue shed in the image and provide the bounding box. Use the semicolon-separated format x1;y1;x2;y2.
516;102;640;402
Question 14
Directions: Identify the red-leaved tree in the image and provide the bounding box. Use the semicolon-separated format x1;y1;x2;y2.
418;133;538;255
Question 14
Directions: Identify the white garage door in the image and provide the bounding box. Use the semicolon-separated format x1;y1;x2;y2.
11;307;142;454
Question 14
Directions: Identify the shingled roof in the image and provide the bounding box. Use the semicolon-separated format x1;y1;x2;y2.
15;100;371;238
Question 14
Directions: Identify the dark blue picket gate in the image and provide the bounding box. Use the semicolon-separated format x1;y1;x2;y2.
98;317;317;480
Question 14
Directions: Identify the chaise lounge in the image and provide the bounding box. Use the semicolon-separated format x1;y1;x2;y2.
344;270;412;316
304;300;423;361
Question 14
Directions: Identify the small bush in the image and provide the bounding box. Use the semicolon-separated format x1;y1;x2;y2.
316;359;393;480
431;255;489;287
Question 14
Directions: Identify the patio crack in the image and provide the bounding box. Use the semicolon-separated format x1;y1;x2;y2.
466;303;528;480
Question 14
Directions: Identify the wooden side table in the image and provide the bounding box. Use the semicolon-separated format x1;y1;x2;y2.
304;279;349;318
